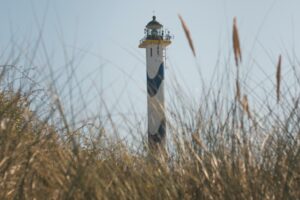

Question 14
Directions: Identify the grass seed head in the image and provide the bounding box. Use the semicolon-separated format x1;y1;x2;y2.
178;14;196;57
233;17;242;67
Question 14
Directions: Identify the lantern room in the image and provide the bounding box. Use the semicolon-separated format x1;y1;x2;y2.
139;16;172;48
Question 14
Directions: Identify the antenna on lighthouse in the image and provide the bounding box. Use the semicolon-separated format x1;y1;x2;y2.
139;16;172;152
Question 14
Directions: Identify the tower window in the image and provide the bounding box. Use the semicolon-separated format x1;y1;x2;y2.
150;48;152;57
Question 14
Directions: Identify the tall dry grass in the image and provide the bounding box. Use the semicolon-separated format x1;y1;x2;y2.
276;55;282;103
178;14;196;57
0;16;299;200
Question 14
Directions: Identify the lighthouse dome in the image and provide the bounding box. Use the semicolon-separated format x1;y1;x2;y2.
139;15;172;47
146;16;163;29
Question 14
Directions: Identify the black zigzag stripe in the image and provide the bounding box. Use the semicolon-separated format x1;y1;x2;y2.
148;119;166;143
147;63;164;97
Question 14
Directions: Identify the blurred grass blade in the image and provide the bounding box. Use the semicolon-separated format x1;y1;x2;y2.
178;14;196;57
235;79;241;101
276;55;282;103
233;17;242;66
242;95;251;119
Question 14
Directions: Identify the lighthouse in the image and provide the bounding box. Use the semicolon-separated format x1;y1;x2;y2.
139;16;172;150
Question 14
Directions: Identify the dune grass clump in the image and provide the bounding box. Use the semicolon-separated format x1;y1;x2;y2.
0;17;299;199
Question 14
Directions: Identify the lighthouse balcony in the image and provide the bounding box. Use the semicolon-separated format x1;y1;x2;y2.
139;34;172;48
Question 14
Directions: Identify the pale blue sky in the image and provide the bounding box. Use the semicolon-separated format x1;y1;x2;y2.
1;0;300;128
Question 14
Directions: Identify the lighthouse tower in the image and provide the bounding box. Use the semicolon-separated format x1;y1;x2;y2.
139;16;172;150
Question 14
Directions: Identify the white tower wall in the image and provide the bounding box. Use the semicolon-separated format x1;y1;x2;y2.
139;15;172;150
146;44;166;145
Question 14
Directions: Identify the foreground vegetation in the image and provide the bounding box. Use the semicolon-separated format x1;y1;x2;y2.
0;17;299;199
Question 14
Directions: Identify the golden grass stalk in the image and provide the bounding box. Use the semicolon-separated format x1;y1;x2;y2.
276;55;282;103
233;17;242;67
242;95;251;119
192;133;206;150
235;79;241;101
178;14;196;57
